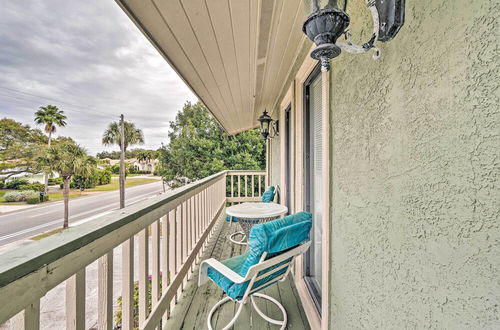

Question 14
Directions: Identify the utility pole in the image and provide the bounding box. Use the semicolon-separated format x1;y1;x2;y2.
119;114;125;209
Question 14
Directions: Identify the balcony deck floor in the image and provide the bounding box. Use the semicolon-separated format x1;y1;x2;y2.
166;210;311;330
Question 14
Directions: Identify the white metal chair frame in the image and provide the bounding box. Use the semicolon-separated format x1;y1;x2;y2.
199;240;311;330
228;185;282;245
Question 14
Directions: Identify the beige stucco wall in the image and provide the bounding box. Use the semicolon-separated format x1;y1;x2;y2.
328;0;499;329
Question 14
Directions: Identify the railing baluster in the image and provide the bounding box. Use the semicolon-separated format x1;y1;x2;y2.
171;208;178;309
182;201;188;288
161;213;170;322
12;300;40;330
252;175;255;197
245;175;248;197
188;197;194;275
66;269;85;330
151;220;160;307
238;175;241;197
138;227;149;325
231;175;234;198
176;205;182;300
121;237;134;330
259;174;262;196
98;251;113;330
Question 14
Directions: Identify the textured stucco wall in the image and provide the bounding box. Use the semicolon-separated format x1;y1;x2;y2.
328;0;499;329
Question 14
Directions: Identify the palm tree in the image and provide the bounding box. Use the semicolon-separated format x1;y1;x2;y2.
34;105;67;193
102;120;144;207
102;121;144;152
36;142;95;228
136;150;152;163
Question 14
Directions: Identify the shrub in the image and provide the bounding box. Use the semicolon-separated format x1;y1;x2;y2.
0;180;4;189
26;196;41;204
71;168;113;190
110;164;120;174
3;190;38;202
134;170;152;175
72;175;96;190
48;177;63;186
18;182;45;192
4;178;30;190
97;168;112;185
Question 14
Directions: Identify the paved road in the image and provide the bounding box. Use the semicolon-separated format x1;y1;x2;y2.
0;181;164;246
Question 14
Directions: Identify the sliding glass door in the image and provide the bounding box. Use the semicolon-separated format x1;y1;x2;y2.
303;64;323;312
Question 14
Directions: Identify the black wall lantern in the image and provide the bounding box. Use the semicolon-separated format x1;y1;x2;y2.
258;110;279;140
303;0;405;72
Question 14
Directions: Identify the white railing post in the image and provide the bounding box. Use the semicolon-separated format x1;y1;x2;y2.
121;237;134;330
161;214;170;322
138;227;149;325
259;174;262;196
98;252;113;330
151;220;160;307
11;300;40;330
66;269;86;330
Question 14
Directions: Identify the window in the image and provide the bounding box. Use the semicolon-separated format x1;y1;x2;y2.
303;64;323;312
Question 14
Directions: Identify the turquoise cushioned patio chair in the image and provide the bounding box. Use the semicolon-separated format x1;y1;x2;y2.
199;211;312;330
228;185;279;245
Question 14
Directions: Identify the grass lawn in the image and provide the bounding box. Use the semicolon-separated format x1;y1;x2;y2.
30;227;67;240
0;190;9;202
86;177;158;192
111;173;146;177
48;192;85;201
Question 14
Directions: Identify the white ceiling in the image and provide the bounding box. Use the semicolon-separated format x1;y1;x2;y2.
116;0;311;134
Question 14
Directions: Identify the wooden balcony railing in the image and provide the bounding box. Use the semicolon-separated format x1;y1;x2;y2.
226;170;267;204
0;170;265;330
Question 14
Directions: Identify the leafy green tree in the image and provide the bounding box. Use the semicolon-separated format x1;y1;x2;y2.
34;105;68;193
36;142;96;228
158;102;265;187
0;118;47;178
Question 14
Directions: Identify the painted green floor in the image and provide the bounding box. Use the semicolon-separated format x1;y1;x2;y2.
165;213;311;330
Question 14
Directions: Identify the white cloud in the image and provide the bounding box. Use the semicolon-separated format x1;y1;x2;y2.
0;0;197;155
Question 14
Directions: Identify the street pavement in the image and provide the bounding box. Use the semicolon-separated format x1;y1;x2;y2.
0;180;164;246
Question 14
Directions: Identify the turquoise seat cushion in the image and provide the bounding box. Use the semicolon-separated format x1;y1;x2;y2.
225;215;239;222
261;186;275;203
207;212;312;300
207;252;249;299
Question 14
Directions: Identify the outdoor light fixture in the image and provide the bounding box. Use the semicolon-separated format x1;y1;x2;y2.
303;0;405;72
258;110;279;140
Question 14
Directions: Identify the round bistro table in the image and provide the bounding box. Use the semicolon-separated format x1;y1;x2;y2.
226;202;288;245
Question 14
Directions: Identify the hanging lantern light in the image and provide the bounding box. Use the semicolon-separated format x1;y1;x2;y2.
258;110;272;139
257;110;278;140
302;0;350;72
302;0;406;72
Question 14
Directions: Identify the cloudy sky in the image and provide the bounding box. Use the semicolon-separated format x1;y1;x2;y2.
0;0;197;155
